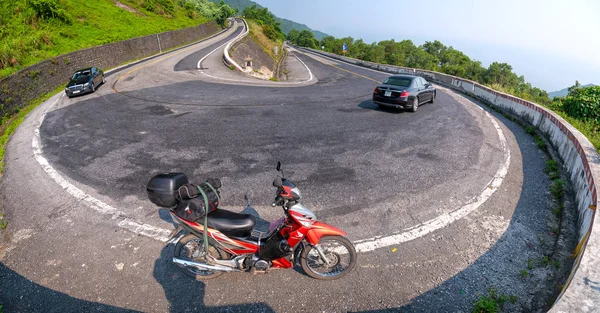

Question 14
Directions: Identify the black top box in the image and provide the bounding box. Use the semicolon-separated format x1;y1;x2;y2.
147;173;189;208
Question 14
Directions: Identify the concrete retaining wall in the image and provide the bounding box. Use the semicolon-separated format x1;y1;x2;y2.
300;47;599;311
0;21;220;118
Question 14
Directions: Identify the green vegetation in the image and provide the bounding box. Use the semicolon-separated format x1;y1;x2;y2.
291;32;600;152
472;288;517;313
0;0;235;78
242;5;284;41
0;85;64;174
544;160;560;180
562;84;600;121
241;5;284;78
533;135;547;150
209;0;328;39
0;212;7;229
551;179;565;199
527;258;534;270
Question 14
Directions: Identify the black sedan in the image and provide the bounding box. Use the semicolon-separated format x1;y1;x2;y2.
65;67;105;98
373;75;436;112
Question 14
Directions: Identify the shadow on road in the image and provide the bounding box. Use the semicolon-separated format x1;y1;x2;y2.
153;242;275;313
0;263;137;312
357;99;404;114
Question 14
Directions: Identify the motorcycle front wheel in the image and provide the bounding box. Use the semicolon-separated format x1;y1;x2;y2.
174;234;229;280
300;236;357;280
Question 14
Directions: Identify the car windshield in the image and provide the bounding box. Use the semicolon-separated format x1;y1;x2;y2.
383;77;412;87
72;70;91;80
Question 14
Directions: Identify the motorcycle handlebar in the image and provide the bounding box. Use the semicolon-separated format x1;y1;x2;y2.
272;196;284;207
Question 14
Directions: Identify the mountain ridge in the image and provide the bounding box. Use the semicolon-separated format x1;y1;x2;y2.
549;84;597;99
210;0;328;39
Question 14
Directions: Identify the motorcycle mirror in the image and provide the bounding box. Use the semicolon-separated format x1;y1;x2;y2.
276;161;281;172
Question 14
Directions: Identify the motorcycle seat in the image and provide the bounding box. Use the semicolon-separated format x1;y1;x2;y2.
206;209;256;237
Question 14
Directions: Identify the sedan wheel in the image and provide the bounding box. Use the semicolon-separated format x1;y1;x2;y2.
430;91;436;103
91;83;95;92
102;75;105;85
411;97;418;112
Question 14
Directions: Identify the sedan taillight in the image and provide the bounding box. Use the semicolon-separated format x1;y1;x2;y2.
373;87;379;94
400;91;410;97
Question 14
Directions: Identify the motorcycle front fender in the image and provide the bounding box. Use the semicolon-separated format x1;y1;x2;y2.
305;221;347;245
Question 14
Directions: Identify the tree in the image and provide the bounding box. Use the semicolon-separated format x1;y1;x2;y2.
568;80;581;95
421;40;447;63
563;86;600;122
286;29;300;44
297;30;317;48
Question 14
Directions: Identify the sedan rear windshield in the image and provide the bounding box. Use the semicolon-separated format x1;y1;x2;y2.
383;77;412;87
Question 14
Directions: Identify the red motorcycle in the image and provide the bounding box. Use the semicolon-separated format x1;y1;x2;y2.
147;162;357;280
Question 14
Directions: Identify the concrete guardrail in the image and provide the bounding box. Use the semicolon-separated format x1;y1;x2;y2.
298;47;599;312
222;18;250;71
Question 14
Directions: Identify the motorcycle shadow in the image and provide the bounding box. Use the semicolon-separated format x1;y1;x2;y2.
155;203;275;312
153;243;275;313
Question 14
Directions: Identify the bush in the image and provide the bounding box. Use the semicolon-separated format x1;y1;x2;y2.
262;24;279;41
28;0;71;23
562;86;600;122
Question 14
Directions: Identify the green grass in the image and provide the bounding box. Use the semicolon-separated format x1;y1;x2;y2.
525;126;537;136
527;258;534;270
0;213;7;229
519;269;529;279
544;160;560;180
551;179;565;200
533;135;547;150
472;288;517;313
0;0;210;78
552;204;564;218
0;85;64;174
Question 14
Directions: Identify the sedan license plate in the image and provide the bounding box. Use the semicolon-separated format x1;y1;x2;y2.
73;90;80;94
384;91;392;97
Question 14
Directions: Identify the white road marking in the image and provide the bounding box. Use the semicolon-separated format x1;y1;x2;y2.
354;109;510;252
31;94;171;242
31;43;510;251
197;21;246;70
197;30;314;84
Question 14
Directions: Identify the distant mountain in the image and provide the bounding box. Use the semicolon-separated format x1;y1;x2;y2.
549;84;597;99
211;0;329;39
277;17;328;40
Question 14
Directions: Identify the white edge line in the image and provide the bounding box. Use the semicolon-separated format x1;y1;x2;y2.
289;50;314;82
31;94;171;242
197;21;245;69
354;110;510;253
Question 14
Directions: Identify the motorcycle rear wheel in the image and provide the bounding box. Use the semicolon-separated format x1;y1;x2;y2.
300;236;357;280
174;234;229;280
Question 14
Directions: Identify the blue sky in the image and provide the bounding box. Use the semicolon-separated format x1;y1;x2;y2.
253;0;599;92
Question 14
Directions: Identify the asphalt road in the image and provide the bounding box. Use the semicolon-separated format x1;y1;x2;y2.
0;20;565;312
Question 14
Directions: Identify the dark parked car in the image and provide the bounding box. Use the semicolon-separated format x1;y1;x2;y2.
65;67;105;98
373;75;436;112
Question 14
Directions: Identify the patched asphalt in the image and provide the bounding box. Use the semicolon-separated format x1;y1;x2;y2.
0;22;572;313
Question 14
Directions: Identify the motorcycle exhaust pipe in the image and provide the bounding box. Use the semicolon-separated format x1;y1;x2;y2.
172;257;240;272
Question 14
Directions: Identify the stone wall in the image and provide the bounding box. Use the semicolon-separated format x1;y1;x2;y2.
0;21;220;117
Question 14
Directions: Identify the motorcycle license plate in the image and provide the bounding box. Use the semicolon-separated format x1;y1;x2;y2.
384;91;392;97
